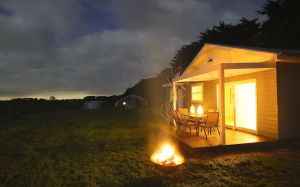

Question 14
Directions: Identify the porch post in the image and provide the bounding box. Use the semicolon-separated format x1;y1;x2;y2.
218;65;226;145
172;81;177;111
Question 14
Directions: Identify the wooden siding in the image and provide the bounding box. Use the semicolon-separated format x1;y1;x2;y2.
176;84;192;108
186;82;218;111
277;62;300;139
203;80;218;112
225;69;278;139
187;69;278;139
184;84;191;108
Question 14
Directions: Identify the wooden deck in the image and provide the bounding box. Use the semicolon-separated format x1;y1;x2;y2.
162;125;277;151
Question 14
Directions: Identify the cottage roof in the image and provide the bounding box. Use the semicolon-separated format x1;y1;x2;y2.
175;43;300;83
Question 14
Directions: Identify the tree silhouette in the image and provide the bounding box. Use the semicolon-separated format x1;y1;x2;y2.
200;18;261;46
170;42;203;74
170;18;261;75
49;96;56;100
258;0;300;49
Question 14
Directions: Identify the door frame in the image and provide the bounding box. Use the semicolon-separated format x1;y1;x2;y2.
224;82;236;129
222;79;258;134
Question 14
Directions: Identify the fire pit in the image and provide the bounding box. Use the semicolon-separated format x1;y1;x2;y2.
150;143;184;174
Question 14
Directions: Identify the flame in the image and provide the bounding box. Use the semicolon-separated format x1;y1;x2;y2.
151;143;184;166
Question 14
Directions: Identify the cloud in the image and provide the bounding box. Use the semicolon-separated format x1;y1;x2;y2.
0;0;266;99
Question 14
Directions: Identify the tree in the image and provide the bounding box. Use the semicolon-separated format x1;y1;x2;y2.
200;18;261;46
258;0;300;49
49;96;56;100
170;18;261;74
170;41;203;74
83;96;96;101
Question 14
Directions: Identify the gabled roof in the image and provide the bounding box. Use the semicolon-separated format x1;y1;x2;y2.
181;43;300;78
208;43;300;56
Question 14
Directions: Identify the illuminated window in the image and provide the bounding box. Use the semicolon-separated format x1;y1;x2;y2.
191;83;203;102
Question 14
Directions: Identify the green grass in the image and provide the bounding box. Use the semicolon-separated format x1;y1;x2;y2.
0;109;299;186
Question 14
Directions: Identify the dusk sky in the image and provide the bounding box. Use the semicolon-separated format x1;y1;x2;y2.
0;0;267;100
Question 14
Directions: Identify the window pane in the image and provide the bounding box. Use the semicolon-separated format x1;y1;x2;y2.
192;84;203;102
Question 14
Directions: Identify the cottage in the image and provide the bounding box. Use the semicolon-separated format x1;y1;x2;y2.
116;94;147;109
169;43;300;146
83;101;111;110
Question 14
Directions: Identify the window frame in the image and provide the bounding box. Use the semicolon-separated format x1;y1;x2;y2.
191;83;204;103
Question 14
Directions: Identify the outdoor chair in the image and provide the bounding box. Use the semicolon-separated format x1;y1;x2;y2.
203;108;217;132
176;111;197;135
178;108;189;116
207;108;216;112
179;107;197;123
199;112;220;139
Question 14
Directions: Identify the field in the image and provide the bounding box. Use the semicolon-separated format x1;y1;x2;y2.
0;109;300;186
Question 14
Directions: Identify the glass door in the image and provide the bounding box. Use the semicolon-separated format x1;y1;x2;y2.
219;80;257;132
235;81;257;132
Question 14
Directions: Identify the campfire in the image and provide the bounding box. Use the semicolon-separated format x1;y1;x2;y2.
150;143;184;170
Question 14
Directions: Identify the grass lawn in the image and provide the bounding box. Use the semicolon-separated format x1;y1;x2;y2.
0;109;300;186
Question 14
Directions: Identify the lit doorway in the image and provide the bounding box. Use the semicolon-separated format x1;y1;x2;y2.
223;80;257;133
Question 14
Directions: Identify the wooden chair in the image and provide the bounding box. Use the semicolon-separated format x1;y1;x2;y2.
178;108;189;116
179;107;197;123
204;108;217;132
207;108;216;112
200;112;220;139
176;111;196;135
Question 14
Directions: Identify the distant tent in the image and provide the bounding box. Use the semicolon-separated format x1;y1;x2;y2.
115;94;147;109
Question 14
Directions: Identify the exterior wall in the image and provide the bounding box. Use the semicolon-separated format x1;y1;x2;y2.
277;62;300;140
225;69;278;139
183;84;191;108
177;87;184;108
185;81;218;111
176;84;191;109
203;80;218;112
186;69;278;139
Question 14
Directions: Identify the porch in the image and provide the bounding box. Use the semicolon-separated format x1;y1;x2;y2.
162;125;276;150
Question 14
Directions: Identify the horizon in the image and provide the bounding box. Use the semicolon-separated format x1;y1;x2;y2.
0;92;113;101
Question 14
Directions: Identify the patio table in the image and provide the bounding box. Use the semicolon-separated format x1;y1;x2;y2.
182;113;207;136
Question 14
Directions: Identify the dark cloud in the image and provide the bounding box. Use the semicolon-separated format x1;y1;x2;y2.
0;5;13;16
0;0;266;99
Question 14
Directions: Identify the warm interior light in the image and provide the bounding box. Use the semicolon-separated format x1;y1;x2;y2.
197;105;203;115
235;82;256;130
225;81;256;130
191;84;203;102
150;143;184;166
190;104;195;114
122;101;126;105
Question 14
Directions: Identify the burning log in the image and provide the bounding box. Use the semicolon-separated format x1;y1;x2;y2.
160;155;175;166
150;143;184;174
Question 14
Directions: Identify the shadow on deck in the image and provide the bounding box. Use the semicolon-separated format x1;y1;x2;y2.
161;125;278;154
